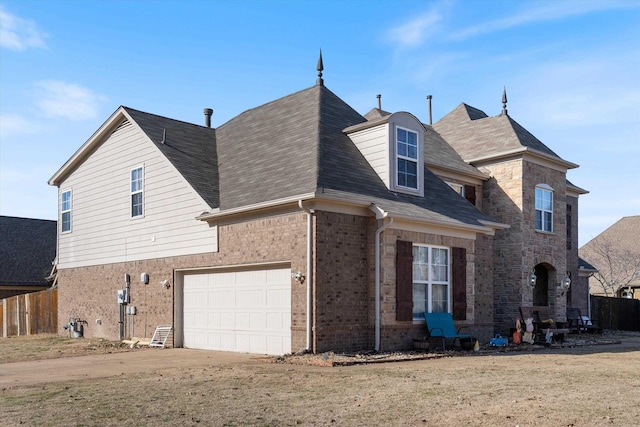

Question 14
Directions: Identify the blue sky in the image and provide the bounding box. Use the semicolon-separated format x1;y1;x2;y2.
1;0;638;247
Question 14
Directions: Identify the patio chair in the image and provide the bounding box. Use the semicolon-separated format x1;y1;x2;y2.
566;308;582;334
424;312;473;351
569;308;602;334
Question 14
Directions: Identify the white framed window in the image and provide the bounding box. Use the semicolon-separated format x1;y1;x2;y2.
396;126;418;190
535;184;553;232
412;244;450;319
130;166;144;218
61;189;72;233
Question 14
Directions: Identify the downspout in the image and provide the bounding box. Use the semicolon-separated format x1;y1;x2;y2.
298;200;314;352
369;203;393;352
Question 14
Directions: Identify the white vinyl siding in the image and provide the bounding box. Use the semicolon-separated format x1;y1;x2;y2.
61;189;72;233
348;125;390;187
447;182;464;197
57;119;218;269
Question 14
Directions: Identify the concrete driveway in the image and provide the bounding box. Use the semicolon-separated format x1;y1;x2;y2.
0;348;263;388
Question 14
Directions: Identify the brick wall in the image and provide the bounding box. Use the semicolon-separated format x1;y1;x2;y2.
566;195;588;312
58;207;500;353
377;228;489;348
481;158;571;333
57;212;309;349
313;211;371;353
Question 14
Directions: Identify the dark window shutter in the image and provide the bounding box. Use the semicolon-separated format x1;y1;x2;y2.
396;240;413;321
451;247;467;320
464;185;476;206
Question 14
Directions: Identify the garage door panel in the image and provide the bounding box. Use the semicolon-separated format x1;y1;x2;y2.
266;289;289;308
236;289;265;307
266;268;291;284
249;312;265;327
183;267;291;355
210;290;234;308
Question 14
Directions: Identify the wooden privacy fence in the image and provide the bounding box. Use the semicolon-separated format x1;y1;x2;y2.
591;295;640;332
1;288;58;337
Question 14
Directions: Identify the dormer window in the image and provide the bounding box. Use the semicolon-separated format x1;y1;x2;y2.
396;127;418;190
345;112;424;196
535;184;553;232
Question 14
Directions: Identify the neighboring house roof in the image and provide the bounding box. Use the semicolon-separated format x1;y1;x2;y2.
580;216;640;252
0;216;56;287
580;215;640;290
433;103;577;169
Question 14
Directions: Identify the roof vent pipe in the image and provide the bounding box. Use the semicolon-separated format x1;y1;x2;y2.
204;108;213;128
426;95;433;125
377;94;381;110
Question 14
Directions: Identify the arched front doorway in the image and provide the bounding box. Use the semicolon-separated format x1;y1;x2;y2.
533;264;548;306
533;263;557;307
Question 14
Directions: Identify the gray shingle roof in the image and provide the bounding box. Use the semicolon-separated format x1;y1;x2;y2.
433;103;562;162
214;85;361;209
424;125;486;178
122;84;497;231
124;107;220;208
578;257;598;272
0;216;56;286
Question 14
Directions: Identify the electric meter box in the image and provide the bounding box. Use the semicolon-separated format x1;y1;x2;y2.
117;289;129;304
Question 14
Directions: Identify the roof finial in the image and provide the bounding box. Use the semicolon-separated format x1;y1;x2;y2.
316;49;324;86
501;86;508;116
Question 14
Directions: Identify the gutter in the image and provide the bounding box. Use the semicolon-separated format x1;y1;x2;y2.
196;193;316;221
298;200;314;352
369;203;393;352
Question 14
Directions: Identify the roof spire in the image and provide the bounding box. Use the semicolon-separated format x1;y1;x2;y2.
501;86;508;116
316;49;324;86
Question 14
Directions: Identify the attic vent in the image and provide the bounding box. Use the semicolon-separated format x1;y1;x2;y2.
112;119;133;135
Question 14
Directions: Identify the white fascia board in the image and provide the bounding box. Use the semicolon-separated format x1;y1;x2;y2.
197;190;505;237
467;148;578;172
388;218;479;240
196;193;317;221
313;192;499;236
567;183;589;197
425;163;488;184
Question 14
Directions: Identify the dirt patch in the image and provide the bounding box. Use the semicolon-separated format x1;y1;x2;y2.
2;332;640;426
0;334;136;364
262;332;624;366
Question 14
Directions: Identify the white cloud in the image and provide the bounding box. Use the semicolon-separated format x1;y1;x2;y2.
33;80;107;121
386;9;443;48
0;6;47;51
0;114;38;138
450;1;640;41
505;43;640;130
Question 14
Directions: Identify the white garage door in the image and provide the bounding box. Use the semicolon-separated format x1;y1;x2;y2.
182;267;291;355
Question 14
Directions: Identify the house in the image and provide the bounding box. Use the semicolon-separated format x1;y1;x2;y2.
432;92;589;324
48;57;586;354
0;216;57;300
580;216;640;300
